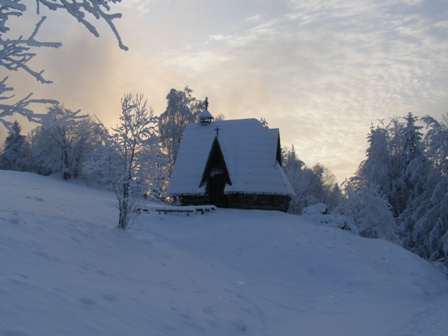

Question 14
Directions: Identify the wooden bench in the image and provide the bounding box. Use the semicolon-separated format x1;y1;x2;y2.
137;205;217;216
155;206;196;216
193;205;217;214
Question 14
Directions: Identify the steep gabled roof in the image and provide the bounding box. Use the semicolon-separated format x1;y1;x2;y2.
167;118;295;196
199;137;232;187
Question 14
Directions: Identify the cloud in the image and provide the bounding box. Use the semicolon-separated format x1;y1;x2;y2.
2;0;446;182
246;14;264;23
153;0;447;180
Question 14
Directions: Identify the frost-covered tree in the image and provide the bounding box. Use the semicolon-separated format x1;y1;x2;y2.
334;179;360;234
283;145;307;214
341;112;448;261
357;184;400;243
402;112;424;165
402;113;448;264
410;176;448;263
309;163;339;210
388;113;424;218
402;112;425;204
282;145;303;170
0;0;126;132
70;116;110;179
26;104;90;179
396;113;426;246
282;145;340;214
422;113;448;175
85;94;165;230
214;113;225;121
158;87;204;167
26;105;108;179
0;120;28;170
335;117;412;246
355;124;391;194
337;181;399;243
384;117;407;217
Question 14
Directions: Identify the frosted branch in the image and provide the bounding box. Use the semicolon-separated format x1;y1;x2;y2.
0;0;127;129
37;0;128;50
0;15;61;84
0;80;58;132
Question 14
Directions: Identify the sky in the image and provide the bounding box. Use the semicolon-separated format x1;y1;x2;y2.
1;0;448;182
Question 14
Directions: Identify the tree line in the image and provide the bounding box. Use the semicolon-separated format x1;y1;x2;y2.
2;1;446;272
281;112;448;271
336;113;448;270
0;1;342;232
3;92;447;272
282;145;340;215
1;0;444;266
1;85;341;228
0;87;206;227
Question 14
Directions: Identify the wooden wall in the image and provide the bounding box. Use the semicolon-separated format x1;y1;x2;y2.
178;193;291;212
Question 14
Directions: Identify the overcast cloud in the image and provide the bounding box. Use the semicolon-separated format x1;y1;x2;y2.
1;0;447;181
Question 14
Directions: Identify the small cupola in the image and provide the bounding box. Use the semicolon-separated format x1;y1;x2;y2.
199;97;214;125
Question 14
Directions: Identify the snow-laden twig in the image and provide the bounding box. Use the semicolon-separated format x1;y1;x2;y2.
0;0;126;131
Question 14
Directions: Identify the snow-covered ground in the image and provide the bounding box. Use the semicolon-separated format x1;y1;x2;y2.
1;171;447;336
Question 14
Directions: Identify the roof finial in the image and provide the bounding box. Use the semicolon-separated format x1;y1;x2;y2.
198;97;213;125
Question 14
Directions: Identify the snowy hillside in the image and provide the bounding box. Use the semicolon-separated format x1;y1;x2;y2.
1;171;447;336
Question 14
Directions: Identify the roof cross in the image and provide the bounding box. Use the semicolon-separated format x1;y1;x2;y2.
214;126;220;138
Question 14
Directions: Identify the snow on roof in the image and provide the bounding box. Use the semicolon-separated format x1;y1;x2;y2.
198;109;214;119
167;118;295;196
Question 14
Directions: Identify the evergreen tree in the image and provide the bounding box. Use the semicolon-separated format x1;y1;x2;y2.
283;145;340;214
386;117;407;217
355;124;391;195
402;112;424;165
0;120;28;171
407;114;448;264
340;112;448;269
283;145;303;171
283;145;308;214
397;113;426;247
158;87;204;168
422;114;448;175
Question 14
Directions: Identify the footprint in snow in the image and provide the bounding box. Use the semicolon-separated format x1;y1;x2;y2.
78;298;96;306
24;196;45;202
1;329;37;336
103;294;117;301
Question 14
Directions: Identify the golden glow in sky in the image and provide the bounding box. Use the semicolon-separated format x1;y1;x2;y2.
1;0;447;182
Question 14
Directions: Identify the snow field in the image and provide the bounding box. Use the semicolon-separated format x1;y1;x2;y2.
1;171;447;336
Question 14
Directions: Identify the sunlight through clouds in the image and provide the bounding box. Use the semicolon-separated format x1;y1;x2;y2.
1;0;447;182
163;0;448;180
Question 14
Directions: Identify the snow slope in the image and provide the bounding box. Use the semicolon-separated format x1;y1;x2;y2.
1;171;447;336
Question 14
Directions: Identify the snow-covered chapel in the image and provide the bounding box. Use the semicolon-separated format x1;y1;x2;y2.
166;104;295;211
